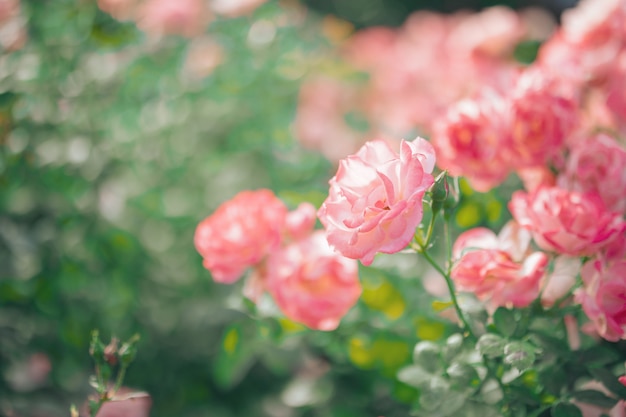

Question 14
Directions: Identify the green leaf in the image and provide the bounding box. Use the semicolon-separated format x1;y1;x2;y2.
412;341;442;373
503;341;536;372
572;390;619;409
551;403;583;417
579;345;621;367
397;365;434;389
447;362;481;391
477;334;506;359
493;307;517;337
589;368;626;400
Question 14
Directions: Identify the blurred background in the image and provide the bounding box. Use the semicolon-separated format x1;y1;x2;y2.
0;0;578;416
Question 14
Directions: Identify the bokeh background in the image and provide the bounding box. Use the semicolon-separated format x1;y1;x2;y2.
0;0;578;416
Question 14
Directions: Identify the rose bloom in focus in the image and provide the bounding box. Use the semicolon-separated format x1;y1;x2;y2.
266;231;361;331
194;189;287;283
451;221;549;308
318;137;436;265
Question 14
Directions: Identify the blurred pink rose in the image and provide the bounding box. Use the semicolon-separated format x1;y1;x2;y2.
558;133;626;213
576;258;626;342
538;0;625;84
87;391;151;417
183;36;224;80
451;221;548;308
318;137;435;265
507;68;578;169
97;0;138;21
446;6;524;57
0;0;19;23
605;52;626;133
266;231;360;331
293;77;363;162
210;0;268;18
284;202;317;241
194;189;288;283
516;166;556;193
432;95;511;192
136;0;210;38
510;186;626;256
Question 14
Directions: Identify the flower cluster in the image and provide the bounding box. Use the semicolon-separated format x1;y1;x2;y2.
194;190;361;330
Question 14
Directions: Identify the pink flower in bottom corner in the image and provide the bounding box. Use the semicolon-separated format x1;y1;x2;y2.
576;258;626;342
266;231;361;331
317;137;436;266
450;221;549;308
194;189;288;284
509;186;626;256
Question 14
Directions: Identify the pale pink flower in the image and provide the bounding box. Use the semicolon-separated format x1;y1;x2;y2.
605;51;626;132
317;137;435;265
517;166;556;193
432;95;511;192
0;0;19;23
194;189;287;283
183;36;224;80
507;68;578;169
210;0;268;18
292;77;362;162
510;186;626;256
266;231;360;331
576;258;626;342
97;0;138;21
136;0;210;38
284;202;317;241
446;6;525;57
538;0;626;84
451;221;549;308
93;391;151;417
558;133;626;213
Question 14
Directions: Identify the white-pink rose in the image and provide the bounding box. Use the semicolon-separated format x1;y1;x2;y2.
451;221;549;308
266;231;361;331
317;137;435;265
509;186;626;256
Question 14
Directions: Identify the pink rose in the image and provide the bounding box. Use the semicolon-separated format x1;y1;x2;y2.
576;258;626;342
284;202;317;241
136;0;210;38
92;391;151;417
194;189;287;283
558;133;626;214
97;0;138;21
317;137;435;265
451;221;548;308
210;0;268;18
507;68;578;169
432;95;511;192
509;186;626;256
266;231;361;331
